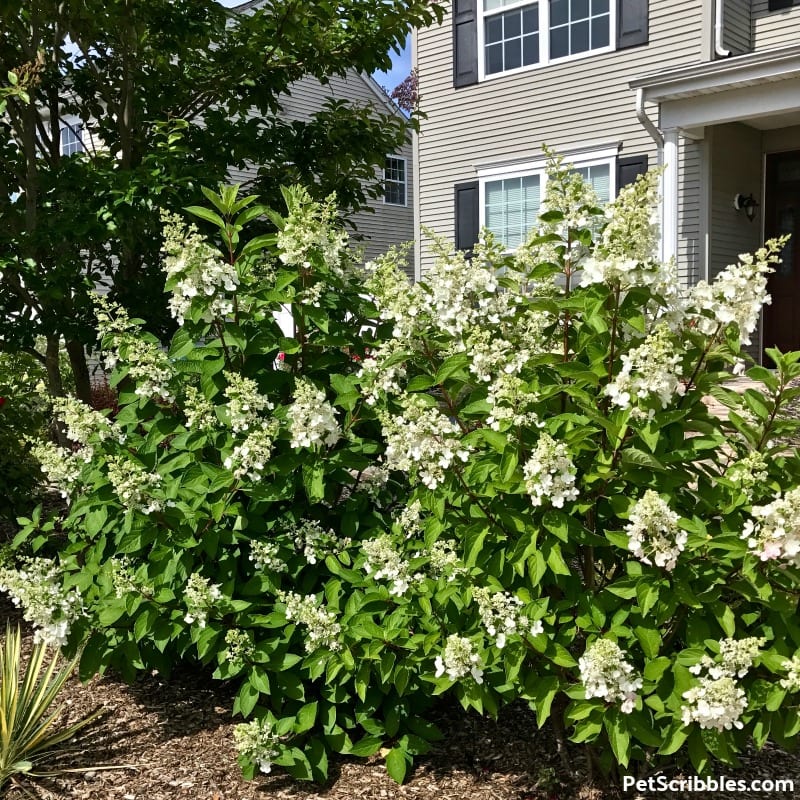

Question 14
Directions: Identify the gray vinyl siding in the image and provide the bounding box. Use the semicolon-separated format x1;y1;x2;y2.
416;0;705;275
678;138;703;286
752;1;800;50
228;72;414;279
723;0;752;55
708;123;762;280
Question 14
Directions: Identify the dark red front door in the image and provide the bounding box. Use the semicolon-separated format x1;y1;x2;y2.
764;151;800;362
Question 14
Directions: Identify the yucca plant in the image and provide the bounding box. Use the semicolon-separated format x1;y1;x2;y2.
0;625;101;791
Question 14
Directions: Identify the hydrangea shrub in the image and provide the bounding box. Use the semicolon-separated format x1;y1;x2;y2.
6;166;800;783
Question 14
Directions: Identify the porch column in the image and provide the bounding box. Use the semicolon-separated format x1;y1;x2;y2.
662;128;680;264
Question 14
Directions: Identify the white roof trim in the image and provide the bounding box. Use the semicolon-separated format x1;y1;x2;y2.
630;45;800;103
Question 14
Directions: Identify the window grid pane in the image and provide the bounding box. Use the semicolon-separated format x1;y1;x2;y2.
384;157;406;205
485;175;541;250
484;2;539;75
548;0;609;58
60;125;83;156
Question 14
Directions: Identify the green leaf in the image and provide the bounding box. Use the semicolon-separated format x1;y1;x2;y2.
386;747;408;784
184;205;226;229
302;461;325;504
604;710;631;768
295;701;318;733
348;735;383;757
634;626;661;659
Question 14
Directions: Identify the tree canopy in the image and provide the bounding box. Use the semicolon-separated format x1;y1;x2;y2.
0;0;443;399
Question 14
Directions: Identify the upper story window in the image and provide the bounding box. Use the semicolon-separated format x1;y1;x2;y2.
480;153;614;250
476;0;622;80
60;122;84;156
384;156;407;206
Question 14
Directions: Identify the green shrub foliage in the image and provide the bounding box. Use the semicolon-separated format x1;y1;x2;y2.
7;164;800;782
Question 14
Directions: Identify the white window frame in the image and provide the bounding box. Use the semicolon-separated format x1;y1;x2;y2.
478;0;617;82
477;146;618;251
383;155;408;207
59;117;84;156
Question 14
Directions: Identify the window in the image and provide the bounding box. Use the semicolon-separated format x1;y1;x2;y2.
384;156;407;206
479;153;614;250
60;123;84;156
549;0;610;59
480;0;615;79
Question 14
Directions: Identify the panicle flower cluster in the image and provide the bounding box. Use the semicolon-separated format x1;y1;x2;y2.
29;440;83;499
224;629;255;668
106;456;163;515
681;637;762;731
223;420;280;480
118;337;176;403
726;451;769;496
598;169;661;265
358;341;408;405
780;655;800;692
286;379;341;449
689;637;765;681
605;325;685;415
52;395;124;457
741;486;800;565
249;540;287;573
183;573;223;628
681;676;747;731
224;373;274;433
625;490;687;571
352;465;390;498
233;718;281;774
523;432;579;508
473;587;543;649
486;372;542;432
434;635;484;683
93;292;132;339
425;539;466;581
289;519;351;565
688;241;785;346
162;214;240;326
0;557;83;647
366;234;514;345
394;500;424;539
362;534;421;596
277;190;349;273
380;394;471;490
278;590;341;652
108;557;150;599
579;639;642;714
183;385;218;431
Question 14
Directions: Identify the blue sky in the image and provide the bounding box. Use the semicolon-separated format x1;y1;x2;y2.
372;35;412;94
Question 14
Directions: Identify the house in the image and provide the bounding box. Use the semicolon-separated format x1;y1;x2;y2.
227;70;415;280
229;0;415;279
413;0;800;361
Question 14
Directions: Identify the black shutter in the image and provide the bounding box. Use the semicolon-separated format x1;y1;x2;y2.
616;155;649;192
453;0;479;88
768;0;794;11
454;180;480;253
618;0;649;49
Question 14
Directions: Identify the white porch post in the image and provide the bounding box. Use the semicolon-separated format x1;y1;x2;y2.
662;128;680;263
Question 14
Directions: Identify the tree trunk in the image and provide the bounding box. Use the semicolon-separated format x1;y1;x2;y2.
44;334;64;397
66;339;92;404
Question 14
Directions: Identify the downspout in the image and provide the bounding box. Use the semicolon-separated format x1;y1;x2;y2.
635;87;663;150
715;0;731;57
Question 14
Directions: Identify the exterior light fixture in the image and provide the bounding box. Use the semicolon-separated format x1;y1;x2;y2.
733;193;759;222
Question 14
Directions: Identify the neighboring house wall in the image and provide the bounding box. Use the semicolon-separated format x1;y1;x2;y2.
722;0;752;55
228;72;415;280
415;0;705;274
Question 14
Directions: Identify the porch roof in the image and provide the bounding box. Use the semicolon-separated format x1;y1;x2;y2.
630;45;800;132
630;44;800;103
